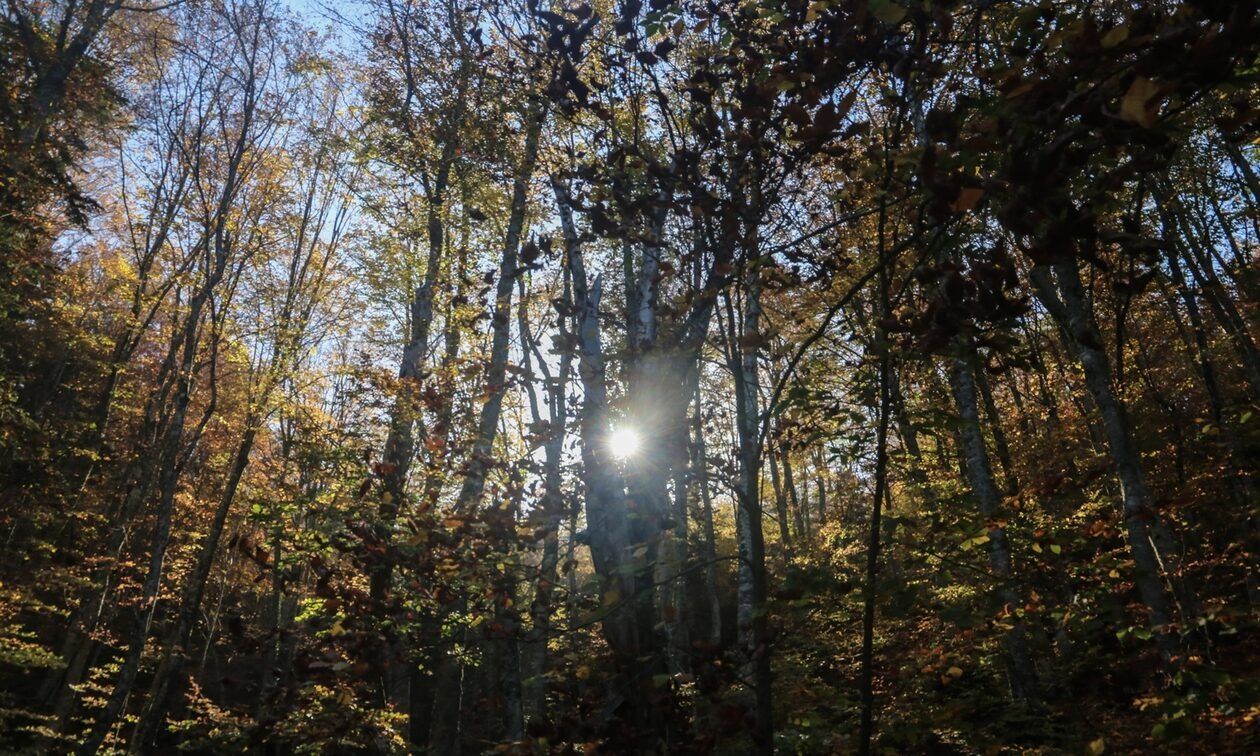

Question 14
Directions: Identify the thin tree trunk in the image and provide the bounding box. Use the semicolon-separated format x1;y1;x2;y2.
1030;262;1195;663
451;99;544;514
79;278;219;755
694;386;722;645
780;447;804;542
857;338;892;756
519;261;573;724
768;442;792;555
949;343;1039;704
730;252;772;753
558;178;650;731
130;421;258;748
973;363;1017;495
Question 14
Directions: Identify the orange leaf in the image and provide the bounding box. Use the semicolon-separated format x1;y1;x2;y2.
951;187;985;212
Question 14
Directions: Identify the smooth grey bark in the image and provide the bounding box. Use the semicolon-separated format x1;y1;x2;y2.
451;99;544;514
694;387;723;645
623;213;673;682
567;259;643;711
973;364;1017;495
768;441;793;554
728;253;772;753
519;259;574;724
432;100;545;749
1030;262;1194;662
371;152;452;730
371;45;473;716
949;344;1039;703
560;176;674;737
560;177;653;702
857;340;892;756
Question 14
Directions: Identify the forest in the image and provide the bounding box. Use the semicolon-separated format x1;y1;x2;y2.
1;0;1258;753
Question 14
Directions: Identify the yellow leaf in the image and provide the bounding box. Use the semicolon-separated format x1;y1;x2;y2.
576;665;591;680
806;1;831;22
1120;77;1160;127
1087;737;1106;755
1101;26;1129;48
947;666;964;678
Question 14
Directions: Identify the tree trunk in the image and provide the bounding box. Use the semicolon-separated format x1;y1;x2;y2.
973;363;1017;495
131;422;259;748
1030;262;1194;663
558;179;653;733
768;442;793;555
79;273;220;755
451;99;544;514
694;387;722;646
857;342;892;756
519;257;574;725
949;344;1039;704
730;254;772;753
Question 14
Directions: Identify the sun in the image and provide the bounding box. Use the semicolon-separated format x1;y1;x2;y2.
608;427;640;460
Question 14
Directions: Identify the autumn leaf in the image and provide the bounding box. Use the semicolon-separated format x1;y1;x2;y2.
1120;77;1161;127
869;0;906;25
1101;26;1129;48
951;187;985;212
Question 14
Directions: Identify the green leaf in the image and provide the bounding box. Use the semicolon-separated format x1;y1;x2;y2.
869;0;906;24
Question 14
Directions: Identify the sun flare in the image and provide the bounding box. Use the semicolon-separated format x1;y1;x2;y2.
609;427;640;460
